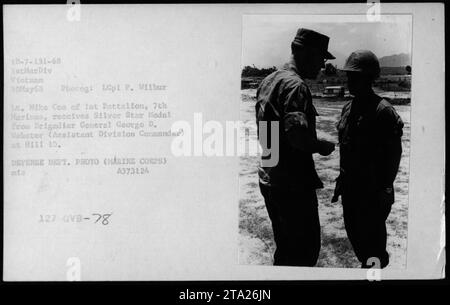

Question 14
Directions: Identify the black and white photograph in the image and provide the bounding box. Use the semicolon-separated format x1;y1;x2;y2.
239;14;412;269
2;3;444;283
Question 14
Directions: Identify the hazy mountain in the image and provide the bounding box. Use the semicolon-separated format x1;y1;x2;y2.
378;53;411;67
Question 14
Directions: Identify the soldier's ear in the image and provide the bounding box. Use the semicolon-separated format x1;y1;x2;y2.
291;43;306;56
292;46;307;65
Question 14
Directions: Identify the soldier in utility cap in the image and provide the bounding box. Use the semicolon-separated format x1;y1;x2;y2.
255;28;335;266
332;50;404;268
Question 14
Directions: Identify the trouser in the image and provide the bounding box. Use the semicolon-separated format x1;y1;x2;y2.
259;182;321;267
341;191;393;268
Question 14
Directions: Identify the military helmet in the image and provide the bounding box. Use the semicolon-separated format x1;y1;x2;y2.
342;50;380;79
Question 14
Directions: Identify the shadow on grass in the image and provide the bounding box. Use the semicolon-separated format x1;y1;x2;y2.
318;233;360;268
239;198;275;253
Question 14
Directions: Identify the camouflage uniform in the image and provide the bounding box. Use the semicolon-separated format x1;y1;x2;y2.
256;59;323;266
333;93;403;268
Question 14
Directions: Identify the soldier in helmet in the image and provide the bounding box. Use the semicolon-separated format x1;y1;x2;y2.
256;28;335;266
332;50;404;268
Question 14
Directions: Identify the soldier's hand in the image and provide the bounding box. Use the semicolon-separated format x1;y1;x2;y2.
317;140;335;156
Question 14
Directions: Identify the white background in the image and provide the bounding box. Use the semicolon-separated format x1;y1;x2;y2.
3;3;445;280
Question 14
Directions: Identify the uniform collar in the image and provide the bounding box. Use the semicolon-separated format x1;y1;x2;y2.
283;57;301;76
352;91;382;116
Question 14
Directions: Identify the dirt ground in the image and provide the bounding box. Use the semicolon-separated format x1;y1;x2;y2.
238;89;410;269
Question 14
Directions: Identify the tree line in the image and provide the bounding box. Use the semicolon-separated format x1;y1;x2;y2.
242;64;411;78
241;65;277;78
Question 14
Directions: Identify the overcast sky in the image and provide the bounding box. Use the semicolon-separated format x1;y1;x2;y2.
242;15;412;68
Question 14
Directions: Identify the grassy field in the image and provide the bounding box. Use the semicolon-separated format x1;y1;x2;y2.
238;89;410;269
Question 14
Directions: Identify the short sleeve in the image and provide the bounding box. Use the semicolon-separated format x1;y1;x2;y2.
283;81;309;113
280;81;318;151
378;106;404;138
282;81;310;133
284;111;309;132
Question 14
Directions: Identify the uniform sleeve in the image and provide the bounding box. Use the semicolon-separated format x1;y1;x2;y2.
336;101;351;144
378;106;404;138
378;106;404;189
281;82;317;152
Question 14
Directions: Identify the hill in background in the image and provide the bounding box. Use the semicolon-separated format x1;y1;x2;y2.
379;53;411;67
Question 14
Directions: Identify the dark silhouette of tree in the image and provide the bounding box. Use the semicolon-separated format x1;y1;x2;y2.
324;63;337;76
242;66;277;78
405;65;412;75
